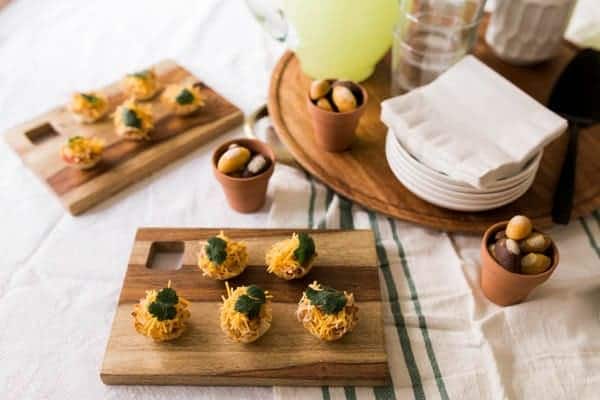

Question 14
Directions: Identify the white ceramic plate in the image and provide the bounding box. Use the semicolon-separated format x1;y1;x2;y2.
386;134;534;200
388;150;534;204
385;136;535;211
387;151;535;209
387;130;542;193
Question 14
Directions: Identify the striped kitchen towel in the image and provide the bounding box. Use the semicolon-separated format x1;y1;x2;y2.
267;164;600;400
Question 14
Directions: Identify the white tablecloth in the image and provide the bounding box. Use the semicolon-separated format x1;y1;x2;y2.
1;1;599;399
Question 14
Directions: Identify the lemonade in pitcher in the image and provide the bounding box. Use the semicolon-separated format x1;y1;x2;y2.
247;0;399;81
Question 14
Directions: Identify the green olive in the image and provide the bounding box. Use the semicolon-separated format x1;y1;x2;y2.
217;146;251;174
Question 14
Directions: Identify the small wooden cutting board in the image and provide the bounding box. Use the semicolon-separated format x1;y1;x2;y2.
101;228;390;386
4;60;243;215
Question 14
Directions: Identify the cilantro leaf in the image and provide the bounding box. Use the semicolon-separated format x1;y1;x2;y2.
305;285;347;314
156;287;178;305
81;93;99;105
130;69;150;79
175;88;195;105
293;233;315;265
122;108;142;128
246;285;266;302
205;236;227;264
148;301;177;321
234;285;266;319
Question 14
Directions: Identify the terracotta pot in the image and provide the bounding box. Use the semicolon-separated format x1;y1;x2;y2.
480;221;559;306
212;138;275;213
306;85;368;152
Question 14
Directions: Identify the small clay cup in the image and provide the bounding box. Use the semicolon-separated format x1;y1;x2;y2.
212;138;275;213
480;221;559;306
306;84;368;152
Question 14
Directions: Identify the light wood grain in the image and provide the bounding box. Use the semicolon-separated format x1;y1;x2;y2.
101;228;390;386
4;60;243;215
268;17;600;233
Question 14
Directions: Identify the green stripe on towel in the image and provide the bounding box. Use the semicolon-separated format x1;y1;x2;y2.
368;211;424;400
389;219;449;400
344;386;358;400
340;196;354;230
306;172;316;228
580;217;600;258
318;188;334;229
374;385;397;400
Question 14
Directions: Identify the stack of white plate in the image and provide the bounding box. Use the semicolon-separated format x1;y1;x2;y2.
385;131;542;211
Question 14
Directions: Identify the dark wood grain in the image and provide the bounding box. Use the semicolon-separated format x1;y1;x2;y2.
101;228;389;386
268;17;600;233
4;60;243;215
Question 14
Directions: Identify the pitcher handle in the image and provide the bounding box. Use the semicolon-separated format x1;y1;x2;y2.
245;0;289;43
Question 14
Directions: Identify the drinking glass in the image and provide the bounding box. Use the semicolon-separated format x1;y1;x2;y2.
245;0;399;81
391;0;487;94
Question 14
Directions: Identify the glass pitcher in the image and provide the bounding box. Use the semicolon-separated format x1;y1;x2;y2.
246;0;399;82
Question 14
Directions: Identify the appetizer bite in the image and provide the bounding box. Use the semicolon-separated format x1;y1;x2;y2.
122;69;161;100
266;232;316;280
69;92;109;123
60;135;104;170
220;283;272;343
113;99;154;140
216;143;270;178
296;281;359;341
161;82;205;116
198;231;248;280
132;281;190;342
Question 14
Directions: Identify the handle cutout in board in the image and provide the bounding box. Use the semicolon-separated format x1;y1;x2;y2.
24;123;59;145
146;241;185;271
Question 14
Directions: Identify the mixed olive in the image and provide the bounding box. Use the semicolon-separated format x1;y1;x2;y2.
216;143;270;178
488;215;554;274
309;79;364;113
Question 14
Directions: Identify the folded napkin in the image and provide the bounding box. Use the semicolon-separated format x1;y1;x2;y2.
381;55;567;189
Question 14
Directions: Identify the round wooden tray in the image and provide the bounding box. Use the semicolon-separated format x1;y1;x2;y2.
268;28;600;233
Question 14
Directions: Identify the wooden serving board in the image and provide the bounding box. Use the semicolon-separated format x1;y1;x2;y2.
268;18;600;233
4;60;243;215
101;228;389;386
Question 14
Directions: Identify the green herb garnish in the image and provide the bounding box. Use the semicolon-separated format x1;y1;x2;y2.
293;233;315;265
175;88;195;105
148;301;177;321
130;69;150;79
246;285;266;303
148;287;179;321
156;287;178;305
234;285;266;319
81;93;99;105
122;108;142;128
205;236;227;265
68;136;83;144
305;285;347;314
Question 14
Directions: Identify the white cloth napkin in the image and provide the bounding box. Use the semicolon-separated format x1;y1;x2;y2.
381;55;567;189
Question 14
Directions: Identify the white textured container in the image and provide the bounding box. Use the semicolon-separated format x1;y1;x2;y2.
485;0;576;65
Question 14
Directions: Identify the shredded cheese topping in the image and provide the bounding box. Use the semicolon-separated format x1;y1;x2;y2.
122;69;160;100
113;98;154;140
161;83;205;116
220;282;272;343
132;281;190;342
266;233;315;280
296;281;359;341
60;136;105;168
69;92;108;122
198;231;248;280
